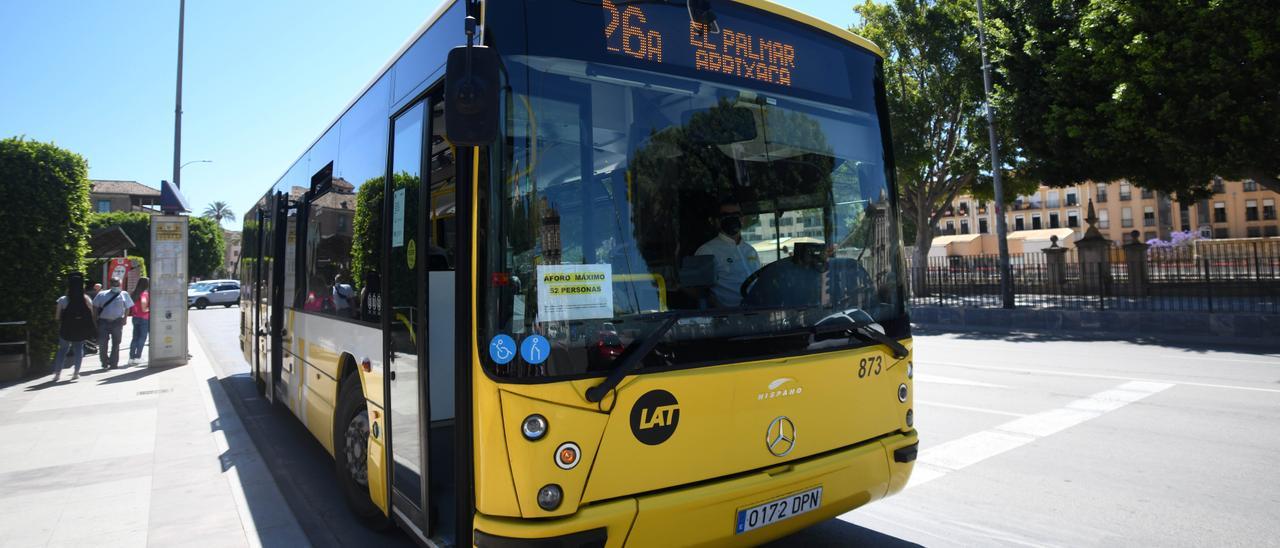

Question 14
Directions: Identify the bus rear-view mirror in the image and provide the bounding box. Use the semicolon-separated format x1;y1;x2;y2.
445;45;500;146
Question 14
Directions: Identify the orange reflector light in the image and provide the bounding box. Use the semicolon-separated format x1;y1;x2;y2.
360;357;372;373
555;442;580;470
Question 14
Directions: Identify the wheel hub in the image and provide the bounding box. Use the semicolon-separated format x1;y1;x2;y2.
344;410;370;486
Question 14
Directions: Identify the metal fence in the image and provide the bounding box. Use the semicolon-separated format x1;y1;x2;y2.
907;240;1280;314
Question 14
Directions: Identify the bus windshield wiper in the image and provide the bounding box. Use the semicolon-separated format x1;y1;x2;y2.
812;311;909;359
583;306;796;403
584;312;685;403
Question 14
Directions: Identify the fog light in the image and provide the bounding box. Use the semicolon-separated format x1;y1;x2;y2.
898;383;909;403
555;442;580;470
522;414;548;441
537;484;563;511
906;361;913;379
906;408;914;427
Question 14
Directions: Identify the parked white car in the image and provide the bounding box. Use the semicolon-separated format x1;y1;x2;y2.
188;281;240;309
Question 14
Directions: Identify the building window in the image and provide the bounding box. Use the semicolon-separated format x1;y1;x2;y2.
1197;199;1210;224
1246;200;1259;221
1066;189;1079;206
944;221;955;235
1119;182;1132;201
1214;227;1229;239
1143;206;1155;227
96;199;111;213
1244;179;1258;191
1143;231;1156;242
1179;203;1191;231
1049;212;1060;228
958;201;969;215
960;220;970;234
1121;208;1133;228
1265;225;1279;237
1212;177;1225;194
1096;183;1108;203
1141;188;1154;199
1047;191;1060;208
1014;215;1025;231
1067;210;1080;228
1264;199;1277;220
1098;209;1110;229
979;217;989;234
1247;227;1262;237
1214;202;1227;223
1032;213;1043;230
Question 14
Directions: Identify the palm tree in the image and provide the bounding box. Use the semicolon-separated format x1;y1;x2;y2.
203;201;237;226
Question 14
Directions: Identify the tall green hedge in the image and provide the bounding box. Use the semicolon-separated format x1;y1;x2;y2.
0;137;91;368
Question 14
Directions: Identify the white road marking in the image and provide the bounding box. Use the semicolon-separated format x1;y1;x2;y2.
916;400;1027;417
922;360;1280;394
904;380;1173;490
914;374;1011;389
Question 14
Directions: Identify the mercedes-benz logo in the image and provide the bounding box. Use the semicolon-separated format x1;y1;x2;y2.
765;416;797;457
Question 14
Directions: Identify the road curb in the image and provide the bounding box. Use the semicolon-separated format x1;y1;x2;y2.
188;325;312;547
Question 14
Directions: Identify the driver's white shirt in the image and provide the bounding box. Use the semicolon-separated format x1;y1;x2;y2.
695;233;760;307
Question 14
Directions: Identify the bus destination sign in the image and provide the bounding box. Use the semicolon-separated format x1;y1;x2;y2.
602;0;799;88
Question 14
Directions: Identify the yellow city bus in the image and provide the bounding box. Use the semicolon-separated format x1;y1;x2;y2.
239;1;916;545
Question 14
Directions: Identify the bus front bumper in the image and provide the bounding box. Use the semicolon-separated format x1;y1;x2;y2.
474;430;917;547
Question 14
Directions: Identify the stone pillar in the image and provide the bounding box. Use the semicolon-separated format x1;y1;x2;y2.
1122;230;1150;295
1042;235;1068;286
1074;199;1113;290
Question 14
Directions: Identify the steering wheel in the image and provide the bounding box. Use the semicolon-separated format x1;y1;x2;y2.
740;258;788;301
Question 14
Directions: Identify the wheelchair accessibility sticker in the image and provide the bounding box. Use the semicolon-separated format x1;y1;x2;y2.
489;334;516;365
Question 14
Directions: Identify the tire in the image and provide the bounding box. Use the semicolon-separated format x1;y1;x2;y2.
224;303;233;308
196;298;209;310
335;374;391;530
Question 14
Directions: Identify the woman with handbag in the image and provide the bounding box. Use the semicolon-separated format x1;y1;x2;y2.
51;273;98;382
127;277;150;365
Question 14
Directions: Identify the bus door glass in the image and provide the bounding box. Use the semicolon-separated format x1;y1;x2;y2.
387;100;429;526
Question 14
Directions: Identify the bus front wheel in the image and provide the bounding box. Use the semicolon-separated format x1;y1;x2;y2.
335;374;390;530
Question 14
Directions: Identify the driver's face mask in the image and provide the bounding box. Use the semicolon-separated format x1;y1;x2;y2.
718;214;742;236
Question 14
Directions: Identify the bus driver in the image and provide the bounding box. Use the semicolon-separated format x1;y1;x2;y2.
695;200;761;308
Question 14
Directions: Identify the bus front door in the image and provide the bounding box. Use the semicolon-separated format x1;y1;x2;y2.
386;100;430;538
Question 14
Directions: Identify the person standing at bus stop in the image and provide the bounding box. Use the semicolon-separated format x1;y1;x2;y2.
127;277;150;366
51;274;98;382
93;277;133;369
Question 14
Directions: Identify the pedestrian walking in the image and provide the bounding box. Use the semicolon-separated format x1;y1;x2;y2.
51;274;98;382
128;277;150;365
92;277;133;369
83;280;101;356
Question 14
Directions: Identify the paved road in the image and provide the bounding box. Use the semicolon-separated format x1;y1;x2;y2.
193;308;1280;546
190;306;415;547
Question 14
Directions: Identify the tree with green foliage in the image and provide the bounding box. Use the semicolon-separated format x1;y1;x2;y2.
189;217;225;279
202;201;237;226
988;0;1279;196
87;211;152;260
0;137;91;368
853;0;1026;280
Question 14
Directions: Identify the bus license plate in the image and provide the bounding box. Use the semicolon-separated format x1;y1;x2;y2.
735;486;823;534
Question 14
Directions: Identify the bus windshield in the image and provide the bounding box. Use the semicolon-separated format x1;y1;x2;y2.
480;10;902;381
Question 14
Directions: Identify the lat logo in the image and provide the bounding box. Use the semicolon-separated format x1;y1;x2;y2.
630;389;680;445
758;377;803;401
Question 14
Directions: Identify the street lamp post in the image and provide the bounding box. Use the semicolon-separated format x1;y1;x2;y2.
976;0;1015;309
181;160;211;171
172;0;186;190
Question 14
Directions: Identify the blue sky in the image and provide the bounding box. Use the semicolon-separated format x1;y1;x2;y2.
0;1;860;227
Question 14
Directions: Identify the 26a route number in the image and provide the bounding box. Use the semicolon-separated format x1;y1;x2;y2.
858;356;883;378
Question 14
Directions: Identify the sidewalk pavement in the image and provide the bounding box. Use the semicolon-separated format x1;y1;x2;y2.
0;328;310;548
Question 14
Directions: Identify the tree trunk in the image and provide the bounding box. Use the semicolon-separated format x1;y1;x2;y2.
911;209;935;298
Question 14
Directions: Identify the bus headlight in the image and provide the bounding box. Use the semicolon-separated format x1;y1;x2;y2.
537;484;563;511
522;414;548;441
898;383;909;403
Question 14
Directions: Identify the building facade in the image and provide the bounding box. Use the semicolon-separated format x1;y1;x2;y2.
89;180;161;213
932;179;1280;256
